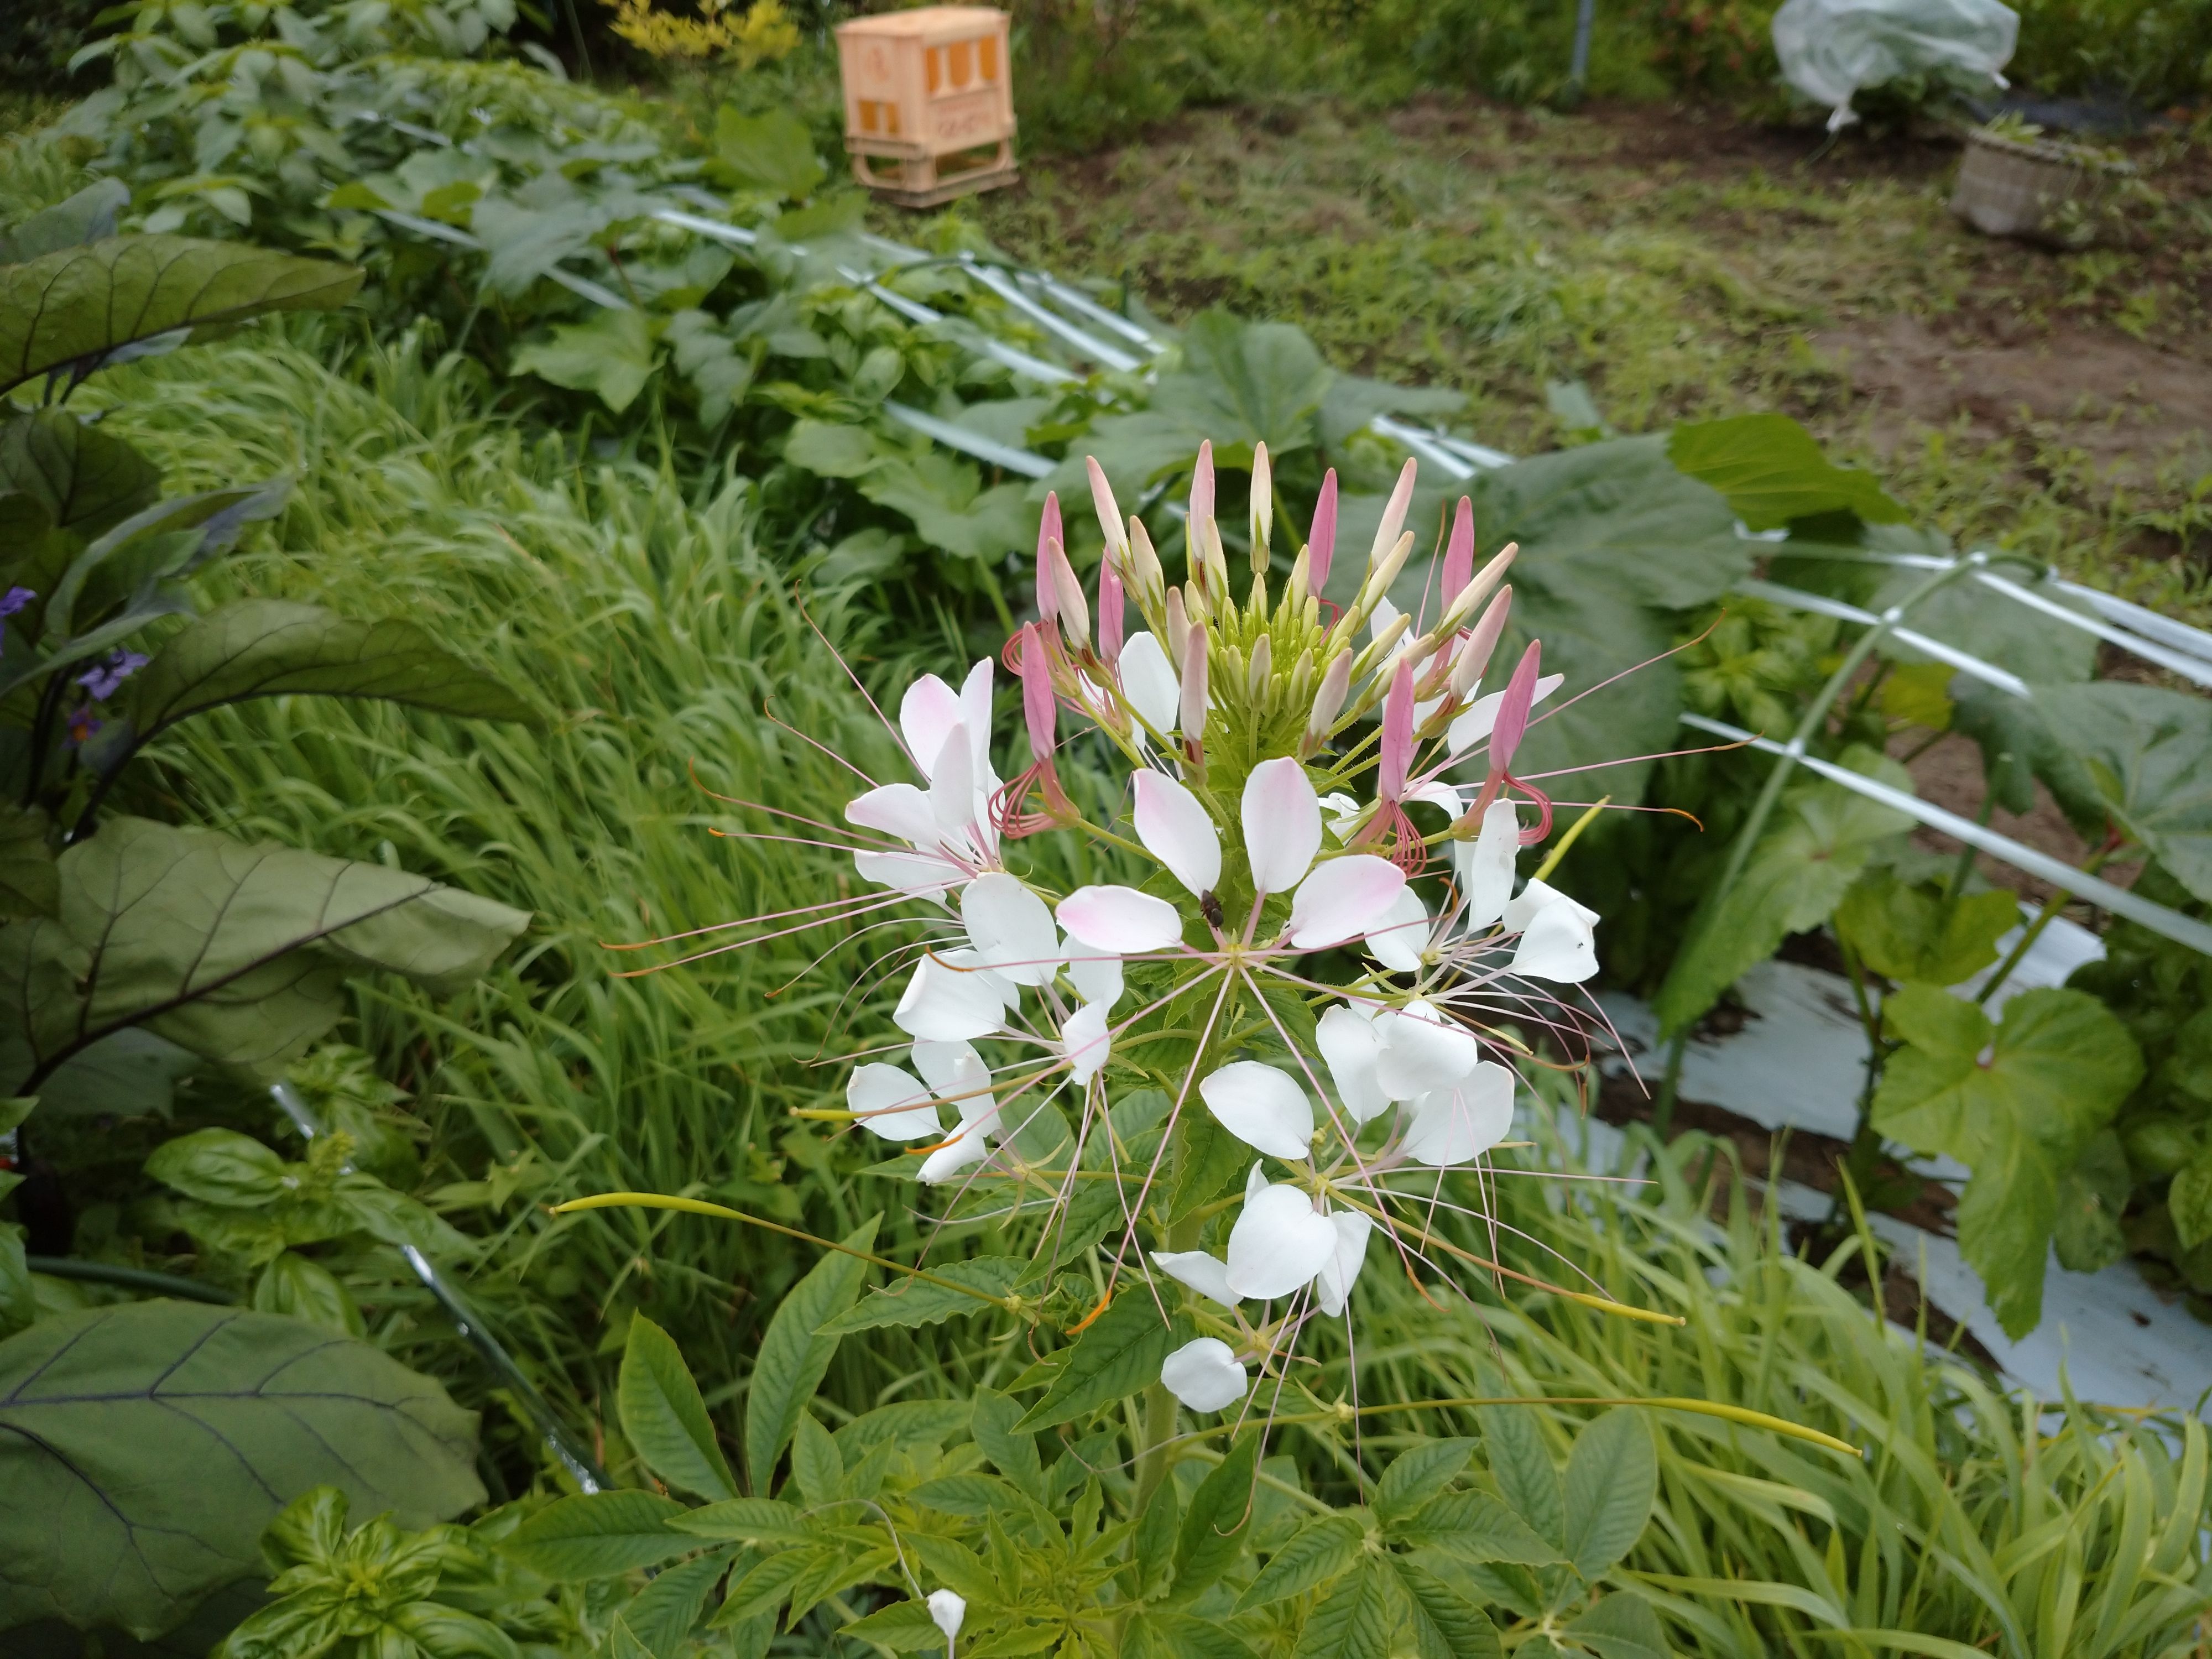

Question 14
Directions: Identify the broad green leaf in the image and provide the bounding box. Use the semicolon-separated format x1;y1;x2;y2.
709;1547;816;1628
0;179;130;264
1134;1472;1181;1597
1126;1610;1264;1659
0;1220;32;1338
1654;749;1915;1035
496;1491;691;1579
1952;680;2108;828
1872;985;2143;1337
1667;413;1907;530
669;1498;812;1545
619;1546;737;1656
251;1251;364;1336
712;107;827;201
0;1302;482;1639
619;1312;738;1501
820;1255;1030;1334
837;1598;953;1652
1389;1553;1504;1659
2036;682;2212;904
512;308;658;414
1563;1409;1657;1580
971;1385;1044;1500
1177;310;1335;456
23;1027;199;1118
789;1411;841;1507
2054;1128;2131;1271
860;456;1032;564
1293;1559;1395;1659
0;237;362;394
123;600;535;747
0;409;160;541
1015;1290;1184;1431
0;816;530;1096
743;1217;877;1493
1563;1590;1671;1659
145;1126;288;1204
783;418;880;479
0;804;56;919
1834;869;2018;987
1394;1490;1569;1564
2172;1146;2212;1251
1169;1430;1262;1603
471;196;627;298
1479;1397;1565;1548
1234;1511;1365;1610
1376;1438;1476;1524
1318;372;1464;448
909;1472;1032;1518
389;1603;523;1659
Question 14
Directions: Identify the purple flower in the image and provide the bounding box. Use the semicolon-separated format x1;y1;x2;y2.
76;648;149;702
66;707;101;748
0;586;34;619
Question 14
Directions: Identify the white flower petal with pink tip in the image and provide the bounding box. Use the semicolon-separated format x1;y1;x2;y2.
1448;674;1563;754
1134;771;1222;898
1243;757;1322;895
894;952;1009;1041
1161;1338;1247;1412
1373;1001;1480;1100
1455;800;1521;932
1225;1183;1338;1299
1314;1211;1373;1317
1068;949;1124;1009
1511;895;1600;983
1317;1003;1391;1124
1401;1061;1516;1166
1152;1250;1240;1307
1285;855;1406;950
900;674;962;779
846;1063;943;1141
1198;1061;1315;1159
961;873;1062;987
1365;885;1430;974
1119;632;1180;737
1061;1001;1113;1084
1058;885;1183;954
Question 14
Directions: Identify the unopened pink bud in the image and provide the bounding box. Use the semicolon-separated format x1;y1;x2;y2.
1380;657;1415;801
1491;639;1542;774
1306;650;1352;738
1179;623;1208;743
1047;538;1090;651
1308;470;1338;598
1442;496;1474;602
1449;586;1512;701
1035;493;1063;619
1020;624;1057;764
1190;441;1214;534
1099;557;1125;664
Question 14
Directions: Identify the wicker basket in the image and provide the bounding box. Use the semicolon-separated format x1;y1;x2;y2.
1950;128;2136;246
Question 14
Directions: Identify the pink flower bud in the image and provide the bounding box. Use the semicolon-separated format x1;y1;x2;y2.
1380;656;1416;802
1020;624;1057;764
1442;495;1474;602
1099;556;1125;665
1308;469;1338;598
1190;440;1215;534
1086;456;1125;564
1047;538;1090;651
1179;623;1208;745
1491;639;1542;774
1306;650;1352;739
1450;586;1512;701
1035;493;1063;619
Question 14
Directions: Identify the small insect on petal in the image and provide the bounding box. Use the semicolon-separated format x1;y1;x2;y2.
1243;757;1323;896
1285;854;1406;950
1199;1061;1316;1160
1161;1337;1247;1412
1059;884;1183;953
1133;770;1223;899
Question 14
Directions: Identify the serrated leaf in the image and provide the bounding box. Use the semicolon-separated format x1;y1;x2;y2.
620;1546;736;1656
1394;1490;1567;1564
909;1472;1028;1517
789;1412;841;1508
743;1217;876;1494
1170;1430;1261;1603
0;409;160;541
0;1302;481;1639
838;1598;951;1652
1479;1398;1564;1549
971;1385;1044;1500
620;1312;737;1501
1563;1590;1670;1659
1015;1291;1183;1431
1126;1609;1265;1659
1235;1511;1365;1610
0;236;362;393
712;107;827;201
708;1545;816;1628
669;1497;812;1545
1667;413;1907;530
2036;682;2212;904
1834;869;2018;987
496;1491;691;1580
821;1255;1030;1334
1389;1554;1504;1659
1563;1409;1656;1580
1376;1438;1476;1524
1872;985;2143;1337
1293;1558;1395;1659
0;816;530;1096
512;307;658;414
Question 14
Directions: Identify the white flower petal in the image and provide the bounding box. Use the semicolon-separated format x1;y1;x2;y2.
1455;800;1521;932
961;872;1062;987
1319;791;1363;843
1286;855;1406;950
1448;673;1563;753
928;721;979;843
846;782;939;848
918;1119;994;1183
900;675;962;779
1314;1210;1373;1317
852;849;961;898
1068;949;1124;1009
1058;884;1183;953
1408;780;1464;818
1243;757;1323;895
1401;1061;1516;1166
1160;1337;1248;1412
1061;1001;1113;1084
958;657;996;779
928;1589;967;1642
1134;770;1223;898
910;1040;992;1121
1152;1250;1240;1307
1365;885;1430;974
846;1063;943;1141
1317;1002;1392;1124
1511;896;1600;983
893;953;1009;1041
1198;1061;1316;1160
1503;877;1600;936
1119;631;1181;737
1373;1001;1480;1100
1225;1184;1338;1299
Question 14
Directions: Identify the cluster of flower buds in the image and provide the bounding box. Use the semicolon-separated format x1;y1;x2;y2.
830;442;1605;1417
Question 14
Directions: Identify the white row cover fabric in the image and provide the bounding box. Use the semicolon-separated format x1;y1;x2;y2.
1772;0;2017;130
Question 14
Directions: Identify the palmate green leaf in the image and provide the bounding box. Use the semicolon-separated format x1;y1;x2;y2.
1015;1289;1186;1431
512;307;658;414
1293;1558;1396;1659
620;1312;738;1501
821;1255;1032;1334
1177;310;1335;457
2171;1146;2212;1251
712;107;827;201
1562;1590;1671;1659
2035;682;2212;904
1170;1429;1262;1603
1834;868;2018;987
860;455;1032;565
1872;985;2143;1337
1563;1408;1657;1580
1389;1553;1504;1659
1951;679;2108;828
1393;1490;1567;1564
743;1216;877;1494
0;236;362;394
1235;1511;1366;1610
0;804;58;920
1666;413;1908;530
0;409;161;541
0;817;528;1095
122;599;537;749
495;1491;692;1579
1653;748;1916;1035
0;1302;482;1639
2053;1129;2132;1272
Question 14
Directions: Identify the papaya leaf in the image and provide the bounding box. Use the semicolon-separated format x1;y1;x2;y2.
1667;412;1908;530
620;1313;738;1501
0;1302;482;1639
0;409;160;541
0;816;530;1095
742;1217;876;1494
0;237;362;394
